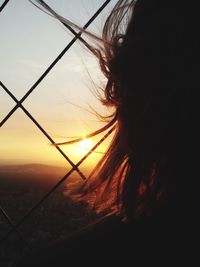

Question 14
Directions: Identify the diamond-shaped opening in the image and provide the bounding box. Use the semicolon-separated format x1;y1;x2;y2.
0;87;16;122
23;40;114;154
0;0;74;99
0;109;74;223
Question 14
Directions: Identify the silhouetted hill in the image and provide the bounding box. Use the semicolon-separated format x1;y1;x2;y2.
0;163;69;191
0;163;67;175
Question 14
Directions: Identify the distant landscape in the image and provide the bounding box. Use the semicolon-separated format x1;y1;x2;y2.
0;163;98;266
0;163;69;188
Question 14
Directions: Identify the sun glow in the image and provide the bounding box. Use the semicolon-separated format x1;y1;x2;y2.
79;138;94;153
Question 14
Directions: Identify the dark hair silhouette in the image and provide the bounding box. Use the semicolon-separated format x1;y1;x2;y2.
75;0;198;222
16;1;198;266
31;0;198;223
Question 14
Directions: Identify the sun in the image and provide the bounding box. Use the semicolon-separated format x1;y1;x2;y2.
79;138;93;152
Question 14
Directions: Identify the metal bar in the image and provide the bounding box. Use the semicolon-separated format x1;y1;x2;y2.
0;0;10;13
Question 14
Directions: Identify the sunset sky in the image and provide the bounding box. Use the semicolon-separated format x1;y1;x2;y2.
0;0;117;169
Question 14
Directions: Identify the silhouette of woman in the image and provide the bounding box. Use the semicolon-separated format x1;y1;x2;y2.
18;0;198;265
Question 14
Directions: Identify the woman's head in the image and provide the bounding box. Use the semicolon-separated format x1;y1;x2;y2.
33;0;198;221
86;0;198;220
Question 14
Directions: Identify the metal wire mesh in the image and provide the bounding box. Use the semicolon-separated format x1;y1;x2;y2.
0;0;114;252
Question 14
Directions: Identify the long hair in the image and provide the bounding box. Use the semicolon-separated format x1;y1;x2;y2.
32;0;197;222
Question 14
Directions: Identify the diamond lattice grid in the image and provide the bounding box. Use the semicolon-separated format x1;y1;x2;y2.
0;1;116;265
